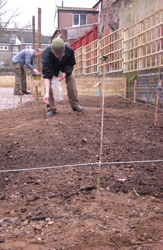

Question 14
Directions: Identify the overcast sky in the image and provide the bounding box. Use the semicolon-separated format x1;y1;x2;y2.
6;0;98;36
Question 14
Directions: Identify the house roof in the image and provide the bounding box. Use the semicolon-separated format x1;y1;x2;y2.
16;31;51;44
0;29;51;45
93;0;101;8
0;34;11;43
57;6;99;12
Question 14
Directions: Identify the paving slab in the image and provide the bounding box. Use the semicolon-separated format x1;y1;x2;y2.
0;87;35;111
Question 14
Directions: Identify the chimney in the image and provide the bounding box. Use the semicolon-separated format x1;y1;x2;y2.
62;1;63;7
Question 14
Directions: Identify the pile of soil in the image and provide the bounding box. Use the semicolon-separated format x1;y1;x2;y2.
0;96;162;250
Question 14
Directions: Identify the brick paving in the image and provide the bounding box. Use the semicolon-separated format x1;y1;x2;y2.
0;87;35;111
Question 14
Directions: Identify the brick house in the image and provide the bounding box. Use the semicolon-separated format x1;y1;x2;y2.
52;3;100;42
0;29;51;66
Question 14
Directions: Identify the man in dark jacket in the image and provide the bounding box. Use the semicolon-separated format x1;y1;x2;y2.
42;38;83;116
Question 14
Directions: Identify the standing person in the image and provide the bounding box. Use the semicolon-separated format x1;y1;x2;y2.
12;48;42;95
42;38;83;116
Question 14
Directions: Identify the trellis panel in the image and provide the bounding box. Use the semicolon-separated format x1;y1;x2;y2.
123;9;163;72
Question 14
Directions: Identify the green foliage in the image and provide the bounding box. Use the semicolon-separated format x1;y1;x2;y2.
129;73;137;82
0;66;10;70
156;72;162;78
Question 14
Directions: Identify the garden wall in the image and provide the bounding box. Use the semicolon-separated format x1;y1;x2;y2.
125;68;163;105
0;74;162;106
0;76;15;87
127;74;163;104
0;75;126;98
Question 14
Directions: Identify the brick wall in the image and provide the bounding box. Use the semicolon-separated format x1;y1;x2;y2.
0;50;12;65
99;0;125;37
59;12;72;28
126;70;163;105
87;13;98;24
99;0;161;38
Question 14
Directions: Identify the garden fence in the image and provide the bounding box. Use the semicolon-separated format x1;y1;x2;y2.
74;8;163;76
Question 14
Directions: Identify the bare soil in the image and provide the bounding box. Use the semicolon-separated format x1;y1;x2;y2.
0;96;162;250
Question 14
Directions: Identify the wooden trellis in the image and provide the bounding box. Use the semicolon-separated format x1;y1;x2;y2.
99;28;123;74
83;39;99;75
74;9;163;75
73;46;84;76
123;9;163;72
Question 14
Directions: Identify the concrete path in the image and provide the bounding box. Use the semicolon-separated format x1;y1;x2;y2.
0;87;35;111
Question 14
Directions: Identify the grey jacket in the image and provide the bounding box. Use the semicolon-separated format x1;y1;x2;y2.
12;49;35;70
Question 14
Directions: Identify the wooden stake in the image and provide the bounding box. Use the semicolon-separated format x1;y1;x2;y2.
32;16;35;49
36;85;39;112
30;75;32;93
37;8;41;72
146;73;154;105
99;82;102;108
124;79;127;98
20;78;22;104
154;80;162;127
134;79;137;102
97;56;107;189
114;85;117;97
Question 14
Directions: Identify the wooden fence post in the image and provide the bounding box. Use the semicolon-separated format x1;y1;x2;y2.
154;80;162;127
37;8;41;72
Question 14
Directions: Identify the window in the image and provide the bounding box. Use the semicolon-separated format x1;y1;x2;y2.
26;45;32;49
80;15;86;25
73;14;86;26
73;14;79;26
12;46;19;53
0;46;8;50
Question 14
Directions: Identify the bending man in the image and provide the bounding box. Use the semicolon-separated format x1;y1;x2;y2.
12;48;42;95
42;38;83;116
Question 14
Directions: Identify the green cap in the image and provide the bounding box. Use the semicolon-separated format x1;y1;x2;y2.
51;38;65;55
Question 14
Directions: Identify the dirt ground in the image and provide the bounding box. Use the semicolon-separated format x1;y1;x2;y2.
0;96;162;250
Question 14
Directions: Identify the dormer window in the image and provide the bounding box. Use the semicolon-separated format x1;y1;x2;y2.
73;14;86;26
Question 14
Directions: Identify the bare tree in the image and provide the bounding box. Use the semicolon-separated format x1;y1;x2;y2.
0;0;21;36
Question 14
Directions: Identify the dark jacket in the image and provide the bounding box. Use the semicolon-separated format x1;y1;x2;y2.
42;43;76;79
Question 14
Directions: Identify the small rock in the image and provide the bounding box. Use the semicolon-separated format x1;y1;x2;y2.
48;221;54;226
26;195;40;202
45;218;51;222
23;220;29;226
0;218;11;226
82;137;88;142
30;222;42;231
